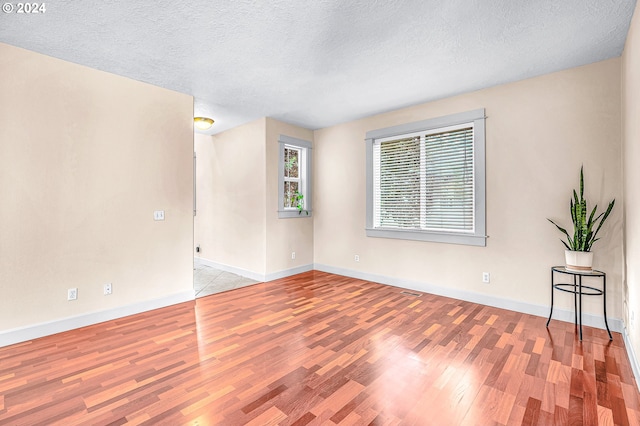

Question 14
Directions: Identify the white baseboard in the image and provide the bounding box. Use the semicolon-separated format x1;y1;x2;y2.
265;264;314;282
196;257;313;282
0;290;195;348
313;263;624;333
622;325;640;391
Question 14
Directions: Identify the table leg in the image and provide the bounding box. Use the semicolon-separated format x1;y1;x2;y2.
573;275;578;327
603;274;612;340
578;275;583;341
546;269;554;327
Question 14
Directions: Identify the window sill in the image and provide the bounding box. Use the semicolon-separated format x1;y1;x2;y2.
278;210;313;219
366;227;486;246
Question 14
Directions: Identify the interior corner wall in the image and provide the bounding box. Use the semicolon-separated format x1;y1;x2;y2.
0;43;194;337
265;118;314;277
313;58;623;321
622;2;640;372
194;119;267;278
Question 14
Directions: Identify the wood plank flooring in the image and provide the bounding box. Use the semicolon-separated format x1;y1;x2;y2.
0;271;638;425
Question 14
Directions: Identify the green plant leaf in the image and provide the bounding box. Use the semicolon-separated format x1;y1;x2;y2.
587;204;598;228
580;165;584;200
548;218;573;249
591;199;615;242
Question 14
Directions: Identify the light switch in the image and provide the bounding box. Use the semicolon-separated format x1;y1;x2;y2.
154;210;165;221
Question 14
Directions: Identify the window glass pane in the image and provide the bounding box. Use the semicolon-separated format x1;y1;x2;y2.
423;127;473;232
284;181;299;208
378;136;421;229
284;148;299;178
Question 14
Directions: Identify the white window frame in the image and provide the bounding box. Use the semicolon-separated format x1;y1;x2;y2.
278;135;312;219
365;108;486;246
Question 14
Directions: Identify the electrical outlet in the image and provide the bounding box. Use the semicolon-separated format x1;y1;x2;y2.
482;272;490;283
354;255;360;262
291;252;296;260
104;283;112;295
153;210;165;221
67;288;78;301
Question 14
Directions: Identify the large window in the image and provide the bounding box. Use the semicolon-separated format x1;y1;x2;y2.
278;135;312;218
365;109;486;246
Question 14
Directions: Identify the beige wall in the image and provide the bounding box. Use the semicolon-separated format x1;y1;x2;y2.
194;119;267;275
314;58;623;318
623;3;640;368
194;117;313;279
0;43;194;332
265;118;314;275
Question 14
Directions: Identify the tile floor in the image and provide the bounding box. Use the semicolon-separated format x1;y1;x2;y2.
194;258;259;298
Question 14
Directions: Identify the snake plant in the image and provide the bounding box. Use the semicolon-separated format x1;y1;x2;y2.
548;166;615;252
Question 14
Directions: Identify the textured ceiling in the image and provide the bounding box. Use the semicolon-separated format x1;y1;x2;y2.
0;0;636;134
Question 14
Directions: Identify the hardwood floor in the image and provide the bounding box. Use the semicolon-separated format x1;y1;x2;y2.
1;271;638;425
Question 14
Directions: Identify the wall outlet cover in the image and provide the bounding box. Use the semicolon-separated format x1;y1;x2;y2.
67;288;78;301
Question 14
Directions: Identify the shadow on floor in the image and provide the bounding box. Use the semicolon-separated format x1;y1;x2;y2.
194;258;259;298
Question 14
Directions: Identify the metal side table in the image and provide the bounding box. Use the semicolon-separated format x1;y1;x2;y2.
546;266;612;341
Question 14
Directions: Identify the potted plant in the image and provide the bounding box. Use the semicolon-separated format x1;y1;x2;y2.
547;166;615;272
294;191;309;215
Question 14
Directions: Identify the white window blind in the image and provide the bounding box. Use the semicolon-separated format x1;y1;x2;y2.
424;126;474;232
373;136;421;229
372;124;475;234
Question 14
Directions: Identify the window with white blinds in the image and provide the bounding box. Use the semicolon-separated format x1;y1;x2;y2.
366;109;486;246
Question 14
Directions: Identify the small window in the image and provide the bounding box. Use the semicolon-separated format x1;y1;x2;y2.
278;135;312;218
365;109;486;246
283;146;301;209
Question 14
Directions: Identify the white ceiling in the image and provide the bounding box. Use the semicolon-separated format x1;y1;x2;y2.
0;0;636;134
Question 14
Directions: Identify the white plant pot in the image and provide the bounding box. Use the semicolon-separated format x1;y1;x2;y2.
564;250;593;272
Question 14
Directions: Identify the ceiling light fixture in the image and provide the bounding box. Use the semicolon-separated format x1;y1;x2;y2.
194;117;214;130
